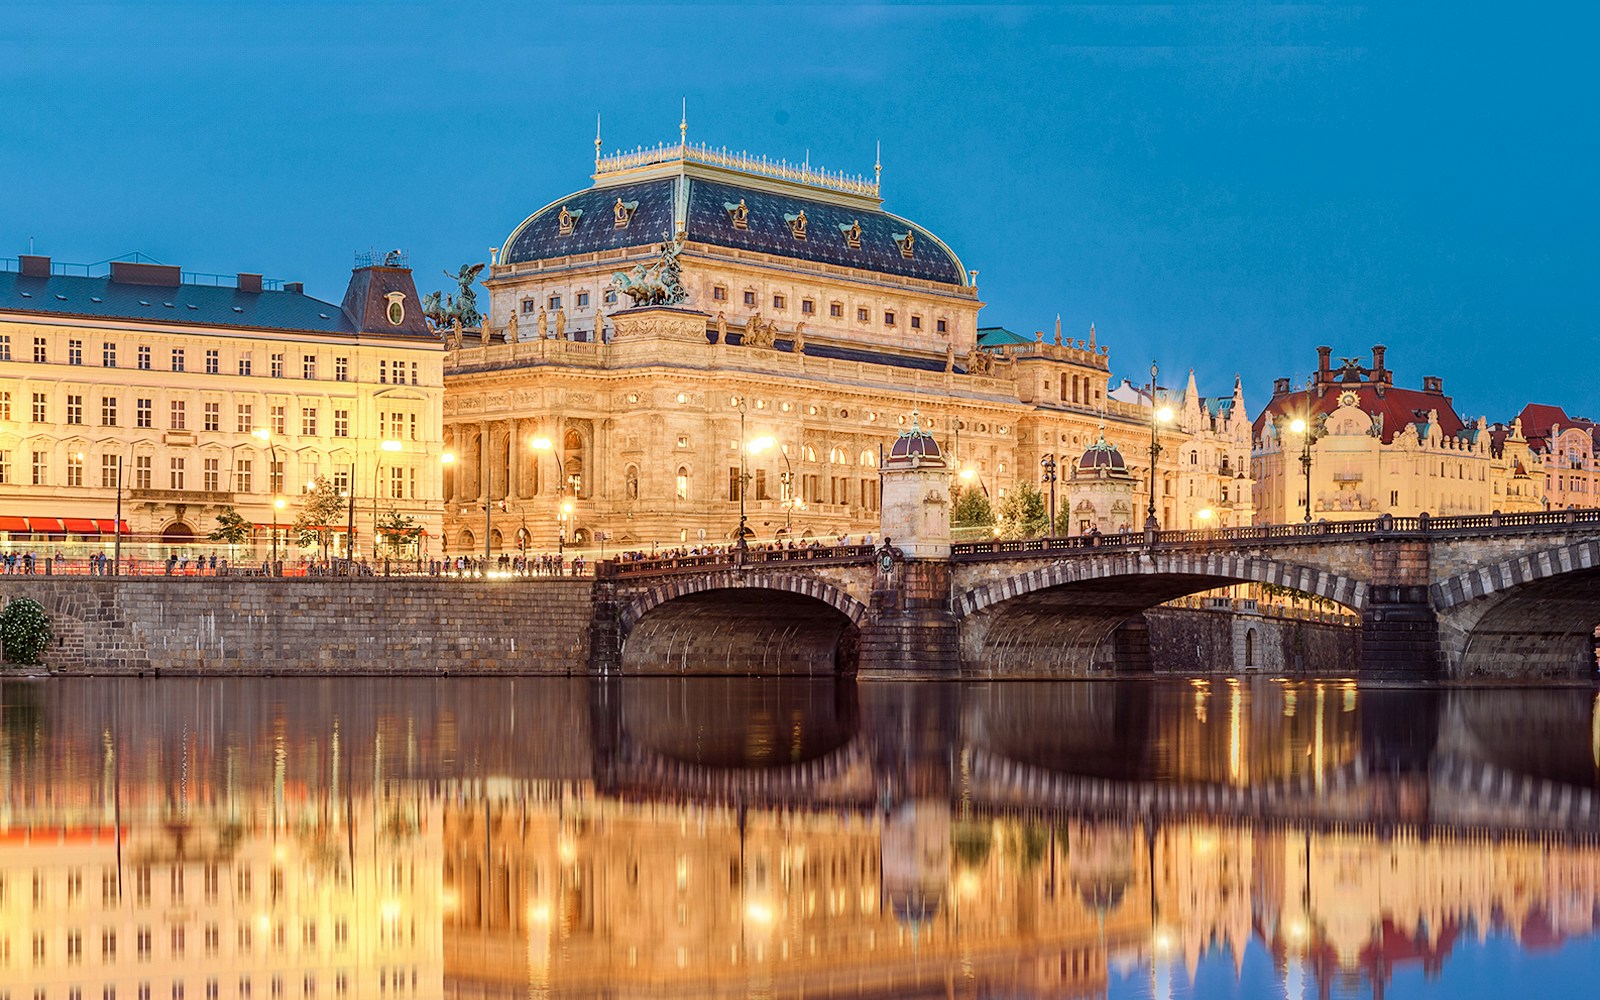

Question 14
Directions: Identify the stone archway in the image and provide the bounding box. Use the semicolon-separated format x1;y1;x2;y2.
162;521;195;543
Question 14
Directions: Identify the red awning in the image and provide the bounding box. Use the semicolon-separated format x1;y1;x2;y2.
95;519;129;534
63;518;100;534
0;516;29;532
27;517;64;533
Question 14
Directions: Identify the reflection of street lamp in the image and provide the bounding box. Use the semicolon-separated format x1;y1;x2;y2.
736;399;751;554
1289;417;1313;523
1146;361;1174;531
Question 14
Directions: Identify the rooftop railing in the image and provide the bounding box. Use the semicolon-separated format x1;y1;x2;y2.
595;141;881;199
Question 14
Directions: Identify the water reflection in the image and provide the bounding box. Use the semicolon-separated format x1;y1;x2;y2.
2;677;1599;999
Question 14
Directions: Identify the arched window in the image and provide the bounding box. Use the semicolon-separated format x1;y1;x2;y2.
859;449;877;468
675;466;689;500
1190;450;1198;465
829;447;849;465
802;445;817;462
1244;628;1257;667
624;464;639;500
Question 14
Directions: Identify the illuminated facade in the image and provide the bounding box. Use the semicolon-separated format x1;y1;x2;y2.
439;131;1251;556
0;254;445;557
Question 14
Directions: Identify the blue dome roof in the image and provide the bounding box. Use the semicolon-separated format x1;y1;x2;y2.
503;174;967;286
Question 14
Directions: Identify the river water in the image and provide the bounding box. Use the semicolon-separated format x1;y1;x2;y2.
3;676;1598;999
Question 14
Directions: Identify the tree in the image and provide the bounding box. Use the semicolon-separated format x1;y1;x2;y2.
950;485;994;530
207;506;252;553
1052;506;1076;539
292;477;347;561
376;510;421;556
997;481;1049;539
0;598;52;666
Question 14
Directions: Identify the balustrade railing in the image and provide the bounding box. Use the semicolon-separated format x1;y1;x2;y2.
599;543;877;579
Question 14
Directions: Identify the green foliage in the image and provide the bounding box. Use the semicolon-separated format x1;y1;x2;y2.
292;477;348;556
950;484;995;528
376;510;421;552
0;598;52;666
1052;506;1076;538
1256;581;1338;611
207;506;253;547
998;481;1050;539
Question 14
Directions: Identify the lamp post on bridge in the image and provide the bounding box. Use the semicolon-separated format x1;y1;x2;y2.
1040;453;1058;536
1145;361;1175;532
1289;417;1314;523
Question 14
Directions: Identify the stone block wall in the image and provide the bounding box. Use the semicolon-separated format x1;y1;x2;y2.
1146;607;1360;674
0;577;594;675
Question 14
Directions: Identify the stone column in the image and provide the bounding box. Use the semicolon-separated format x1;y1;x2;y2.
507;418;521;501
1361;533;1441;672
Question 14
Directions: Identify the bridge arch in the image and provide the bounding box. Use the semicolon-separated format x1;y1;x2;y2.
955;550;1365;675
618;571;870;675
1433;538;1600;676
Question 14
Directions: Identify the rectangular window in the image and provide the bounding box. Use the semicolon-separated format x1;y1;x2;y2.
773;294;786;310
237;460;252;495
270;354;283;378
31;393;46;422
102;397;118;426
271;406;285;435
204;402;219;431
31;450;46;486
729;466;742;502
66;452;83;488
135;456;152;490
379;360;388;384
68;339;83;365
884;311;896;326
521;298;536;314
205;349;219;374
801;299;815;315
743;291;757;306
302;355;316;380
333;410;349;438
410;361;419;385
334;357;348;382
170;925;185;958
754;468;769;500
409;412;418;441
301;407;317;436
0;391;9;420
0;334;10;360
66;394;83;425
102;455;119;489
204;458;220;492
856;307;869;322
548;294;562;310
171;348;185;372
910;315;922;330
238;354;252;377
236;403;253;433
169;457;185;490
137;399;153;428
576;291;590;308
936;318;948;334
0;450;9;484
33;337;47;363
712;285;727;302
332;470;349;494
103;929;117;961
390;467;403;500
170;401;186;430
138;345;152;370
269;460;284;494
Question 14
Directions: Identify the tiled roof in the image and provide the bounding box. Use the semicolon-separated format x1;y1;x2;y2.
1515;402;1593;449
0;270;356;335
501;175;967;286
1255;384;1468;445
977;326;1031;347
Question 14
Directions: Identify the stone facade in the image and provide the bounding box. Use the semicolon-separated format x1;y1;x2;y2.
0;577;591;674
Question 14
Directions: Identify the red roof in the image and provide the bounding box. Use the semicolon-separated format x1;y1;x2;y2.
1256;384;1468;445
1517;403;1578;447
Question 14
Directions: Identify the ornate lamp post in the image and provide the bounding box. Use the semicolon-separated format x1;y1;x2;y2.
736;398;751;556
1040;453;1058;536
1289;417;1314;523
1145;361;1175;531
271;497;286;574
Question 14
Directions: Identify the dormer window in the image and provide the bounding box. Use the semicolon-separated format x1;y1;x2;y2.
558;206;583;236
612;198;638;229
893;230;915;259
784;211;808;241
838;220;863;250
725;199;750;230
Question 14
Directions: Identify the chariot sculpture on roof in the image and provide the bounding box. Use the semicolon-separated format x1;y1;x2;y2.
610;233;688;308
423;262;485;332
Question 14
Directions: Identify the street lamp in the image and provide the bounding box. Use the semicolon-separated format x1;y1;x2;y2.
255;428;287;570
736;398;751;556
368;439;403;569
558;498;574;565
1146;361;1174;531
1040;453;1058;536
1196;507;1215;530
746;435;789;537
271;497;286;574
1289;417;1313;523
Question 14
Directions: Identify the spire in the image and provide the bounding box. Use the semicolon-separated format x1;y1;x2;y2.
1185;368;1199;400
1088;322;1097;350
874;140;882;189
679;98;688;145
1054;314;1062;345
594;113;603;167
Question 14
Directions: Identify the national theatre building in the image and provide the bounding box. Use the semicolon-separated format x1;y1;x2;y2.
441;132;1252;554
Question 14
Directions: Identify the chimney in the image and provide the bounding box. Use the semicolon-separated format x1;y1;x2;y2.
1315;346;1332;387
18;255;50;278
1422;376;1443;394
237;273;263;294
1272;377;1291;396
1370;344;1387;383
110;261;181;287
283;282;304;295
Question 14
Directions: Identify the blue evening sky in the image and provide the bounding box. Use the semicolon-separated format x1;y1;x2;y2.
3;2;1595;420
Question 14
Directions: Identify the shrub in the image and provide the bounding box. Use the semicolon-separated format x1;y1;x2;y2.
0;598;52;665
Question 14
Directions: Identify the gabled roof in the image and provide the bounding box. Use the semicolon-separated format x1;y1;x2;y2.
977;326;1031;347
1256;384;1468;445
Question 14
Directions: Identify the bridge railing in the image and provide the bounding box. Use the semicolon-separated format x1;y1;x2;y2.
950;506;1600;557
597;544;877;580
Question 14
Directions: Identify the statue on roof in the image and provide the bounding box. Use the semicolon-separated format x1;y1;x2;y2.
554;308;566;340
610;235;688;308
714;311;727;344
537;306;548;339
506;310;518;342
965;346;993;376
792;321;806;355
423;263;486;331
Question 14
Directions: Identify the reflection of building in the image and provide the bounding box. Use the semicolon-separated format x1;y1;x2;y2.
440;132;1251;556
0;254;443;555
1253;346;1541;522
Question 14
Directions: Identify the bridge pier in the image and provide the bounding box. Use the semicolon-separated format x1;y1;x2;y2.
858;559;960;679
1360;584;1440;672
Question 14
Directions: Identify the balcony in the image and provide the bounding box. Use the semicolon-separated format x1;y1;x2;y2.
128;489;235;504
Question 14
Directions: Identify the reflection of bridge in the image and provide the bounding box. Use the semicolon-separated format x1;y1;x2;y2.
593;509;1600;677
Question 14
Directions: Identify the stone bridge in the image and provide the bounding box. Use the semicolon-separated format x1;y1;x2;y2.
591;509;1600;678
